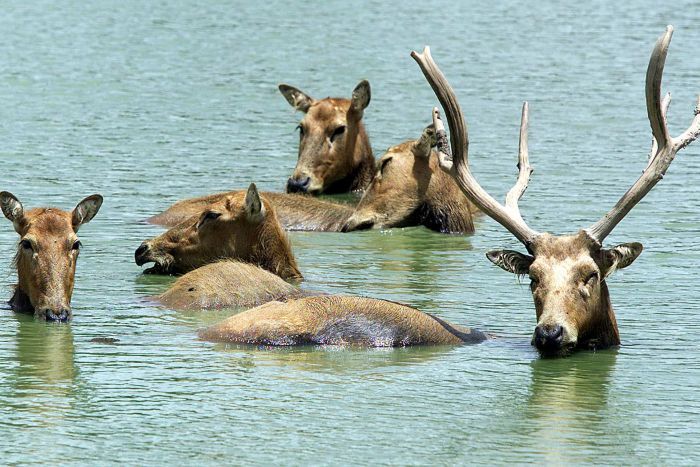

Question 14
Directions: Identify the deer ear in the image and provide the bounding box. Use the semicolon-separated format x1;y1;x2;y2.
601;242;643;277
244;183;266;222
350;80;371;115
278;84;314;113
72;194;103;231
412;124;436;159
486;250;534;275
0;191;26;234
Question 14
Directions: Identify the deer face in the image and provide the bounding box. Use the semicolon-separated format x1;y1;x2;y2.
343;128;435;231
135;184;301;280
487;232;642;355
280;80;370;194
0;192;102;321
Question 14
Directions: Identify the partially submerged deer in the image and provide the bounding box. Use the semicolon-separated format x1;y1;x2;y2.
200;295;487;347
280;80;374;194
342;125;477;233
412;26;700;356
1;192;103;321
135;183;302;280
159;261;304;310
147;190;354;231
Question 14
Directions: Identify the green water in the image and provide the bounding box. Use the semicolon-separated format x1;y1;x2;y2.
1;0;699;464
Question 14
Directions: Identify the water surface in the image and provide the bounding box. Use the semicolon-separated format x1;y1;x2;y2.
1;0;699;464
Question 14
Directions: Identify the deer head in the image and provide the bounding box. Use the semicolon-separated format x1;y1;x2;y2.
279;80;374;194
1;192;103;321
135;184;302;280
342;124;475;233
413;26;700;356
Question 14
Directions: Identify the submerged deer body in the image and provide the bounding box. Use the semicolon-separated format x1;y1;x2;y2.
158;261;304;311
342;125;477;233
413;26;700;356
147;191;354;231
135;184;302;280
280;81;374;194
0;192;103;321
200;295;487;347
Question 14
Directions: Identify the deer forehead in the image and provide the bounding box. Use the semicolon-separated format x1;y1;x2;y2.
25;209;75;238
305;99;350;123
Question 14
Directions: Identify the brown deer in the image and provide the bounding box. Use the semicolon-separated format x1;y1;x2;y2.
147;190;354;231
158;261;305;310
135;183;302;280
0;192;103;321
412;26;700;356
342;125;477;233
199;295;487;347
280;80;374;194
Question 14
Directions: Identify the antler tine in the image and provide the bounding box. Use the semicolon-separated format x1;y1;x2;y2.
587;26;700;243
413;48;540;248
504;102;533;225
648;92;671;166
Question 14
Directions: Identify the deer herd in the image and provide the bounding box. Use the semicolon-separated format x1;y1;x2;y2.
2;27;698;357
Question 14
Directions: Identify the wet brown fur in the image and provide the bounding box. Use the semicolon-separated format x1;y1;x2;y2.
159;261;305;310
147;191;354;231
344;137;477;233
199;295;488;347
136;191;302;280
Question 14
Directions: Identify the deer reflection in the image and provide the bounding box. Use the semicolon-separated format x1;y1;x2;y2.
526;350;617;456
12;314;77;394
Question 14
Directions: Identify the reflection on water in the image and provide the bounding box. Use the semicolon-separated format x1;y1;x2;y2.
5;313;78;430
524;351;618;462
210;342;458;373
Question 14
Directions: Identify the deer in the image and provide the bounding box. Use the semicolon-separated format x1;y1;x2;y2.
158;261;305;311
0;192;103;321
199;295;487;347
342;124;477;233
280;80;374;194
412;26;700;356
147;190;354;231
135;183;302;280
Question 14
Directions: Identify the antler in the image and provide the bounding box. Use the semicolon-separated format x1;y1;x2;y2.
412;47;539;248
587;26;700;242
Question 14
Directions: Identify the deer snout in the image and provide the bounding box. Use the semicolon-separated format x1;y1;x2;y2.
40;307;71;322
135;242;151;266
532;324;565;351
286;176;311;193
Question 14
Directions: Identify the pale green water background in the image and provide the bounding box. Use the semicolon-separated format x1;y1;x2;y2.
1;1;700;465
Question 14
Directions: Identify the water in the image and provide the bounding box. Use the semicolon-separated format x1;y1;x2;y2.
1;0;699;464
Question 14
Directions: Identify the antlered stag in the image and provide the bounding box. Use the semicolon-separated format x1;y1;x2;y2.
413;26;700;356
0;192;103;321
280;80;374;194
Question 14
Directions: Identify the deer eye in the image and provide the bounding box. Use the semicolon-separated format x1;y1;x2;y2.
19;239;32;251
203;211;221;221
72;240;82;251
529;276;539;289
379;157;392;174
585;271;599;285
330;125;346;143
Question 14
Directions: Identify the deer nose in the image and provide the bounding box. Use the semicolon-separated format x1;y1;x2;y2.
533;324;564;350
286;176;311;193
341;219;375;232
43;308;70;322
135;243;150;265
